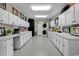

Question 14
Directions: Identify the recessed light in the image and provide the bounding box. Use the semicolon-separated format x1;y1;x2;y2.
35;15;47;18
31;5;51;11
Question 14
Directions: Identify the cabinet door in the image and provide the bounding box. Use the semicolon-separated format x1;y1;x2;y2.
65;5;75;25
0;8;9;24
17;17;21;26
8;13;15;25
0;41;6;56
59;37;63;53
63;39;69;56
61;12;66;26
13;15;18;25
58;13;65;26
54;34;57;46
56;36;60;49
21;20;23;26
27;22;29;27
58;15;62;26
75;4;79;23
9;13;18;26
51;35;54;43
50;20;55;27
6;39;13;56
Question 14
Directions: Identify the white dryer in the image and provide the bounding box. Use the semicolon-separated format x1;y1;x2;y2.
42;23;49;36
37;22;49;36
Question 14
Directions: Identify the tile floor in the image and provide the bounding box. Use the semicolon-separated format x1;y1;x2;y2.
14;36;62;56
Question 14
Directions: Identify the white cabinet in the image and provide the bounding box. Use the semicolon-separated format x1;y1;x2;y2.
13;15;18;26
20;20;25;27
48;31;79;56
59;37;63;54
8;13;18;25
8;13;14;25
56;36;60;49
5;39;13;56
0;8;9;24
27;22;29;27
58;12;66;26
74;4;79;24
0;38;13;56
17;17;21;26
0;8;28;27
50;20;55;27
65;5;75;25
14;31;32;49
63;39;69;56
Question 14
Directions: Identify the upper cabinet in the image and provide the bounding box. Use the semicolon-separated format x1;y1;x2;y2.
74;4;79;24
8;12;18;25
0;8;9;24
0;8;29;27
58;12;66;26
65;5;75;25
50;20;55;27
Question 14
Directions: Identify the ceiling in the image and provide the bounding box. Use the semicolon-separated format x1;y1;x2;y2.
12;3;66;21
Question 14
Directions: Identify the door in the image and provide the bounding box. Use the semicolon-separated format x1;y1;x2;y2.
28;18;35;36
5;39;13;56
37;22;43;35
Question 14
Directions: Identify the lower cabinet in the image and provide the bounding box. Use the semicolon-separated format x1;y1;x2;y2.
6;39;13;56
14;32;32;49
0;38;13;56
48;31;79;56
63;39;69;56
59;37;63;54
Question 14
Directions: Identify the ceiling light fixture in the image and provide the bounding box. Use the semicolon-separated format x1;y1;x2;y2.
31;5;51;11
35;15;47;18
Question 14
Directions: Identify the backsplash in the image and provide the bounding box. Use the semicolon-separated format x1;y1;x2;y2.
71;27;79;34
0;24;15;36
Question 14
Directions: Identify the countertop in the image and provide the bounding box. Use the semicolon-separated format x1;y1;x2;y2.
48;31;79;41
0;31;31;41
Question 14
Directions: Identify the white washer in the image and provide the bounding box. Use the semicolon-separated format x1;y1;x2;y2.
37;22;49;36
42;23;49;36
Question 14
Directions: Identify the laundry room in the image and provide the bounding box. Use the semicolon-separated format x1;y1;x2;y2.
0;0;79;58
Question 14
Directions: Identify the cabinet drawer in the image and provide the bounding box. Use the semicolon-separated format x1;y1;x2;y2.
8;13;15;25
